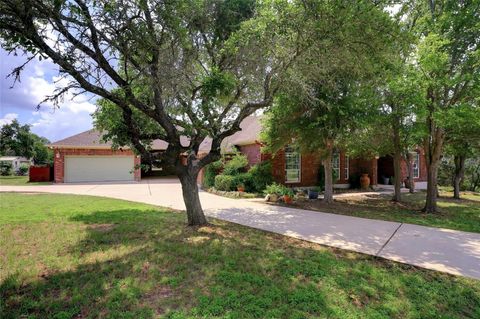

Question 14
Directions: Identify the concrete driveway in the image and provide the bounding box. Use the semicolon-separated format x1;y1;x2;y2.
1;177;479;280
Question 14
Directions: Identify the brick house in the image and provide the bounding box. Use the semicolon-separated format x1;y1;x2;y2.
220;116;427;188
50;116;427;186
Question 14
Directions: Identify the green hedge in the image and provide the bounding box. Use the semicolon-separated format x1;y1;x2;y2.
214;175;235;191
203;160;223;188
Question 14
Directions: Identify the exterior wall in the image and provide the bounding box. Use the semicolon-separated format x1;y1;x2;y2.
270;148;377;187
400;149;427;182
239;144;262;167
53;148;141;183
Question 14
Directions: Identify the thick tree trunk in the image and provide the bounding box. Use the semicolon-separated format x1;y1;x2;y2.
453;155;466;199
406;152;415;194
392;116;402;202
323;144;334;204
178;171;208;226
424;161;439;213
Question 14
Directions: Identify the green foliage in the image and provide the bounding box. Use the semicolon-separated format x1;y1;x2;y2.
264;183;289;196
214;175;235;191
17;164;29;176
203;160;223;188
223;153;248;176
0;161;13;176
247;161;273;193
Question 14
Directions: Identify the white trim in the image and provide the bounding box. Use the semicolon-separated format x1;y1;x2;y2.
285;146;301;183
344;155;349;180
413;152;420;178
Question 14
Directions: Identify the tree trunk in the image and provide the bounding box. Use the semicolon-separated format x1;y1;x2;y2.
178;171;208;226
406;152;415;194
392;116;402;202
323;144;334;204
453;155;466;199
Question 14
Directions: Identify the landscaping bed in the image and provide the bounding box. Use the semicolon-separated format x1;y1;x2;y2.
270;190;480;234
1;193;479;318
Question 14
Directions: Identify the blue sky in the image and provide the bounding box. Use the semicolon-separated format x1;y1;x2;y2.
0;49;95;142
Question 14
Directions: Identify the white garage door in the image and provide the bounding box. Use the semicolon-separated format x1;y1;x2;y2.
64;156;135;183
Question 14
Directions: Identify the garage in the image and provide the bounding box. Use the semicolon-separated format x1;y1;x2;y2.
64;156;135;183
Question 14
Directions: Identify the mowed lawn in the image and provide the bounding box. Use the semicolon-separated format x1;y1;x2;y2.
1;193;479;319
290;190;480;234
0;176;51;186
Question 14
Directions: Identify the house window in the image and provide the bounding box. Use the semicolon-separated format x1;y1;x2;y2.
285;145;300;183
344;155;349;180
413;152;420;178
332;152;340;181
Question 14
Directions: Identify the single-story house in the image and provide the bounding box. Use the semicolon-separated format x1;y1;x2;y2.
50;116;427;186
0;156;32;171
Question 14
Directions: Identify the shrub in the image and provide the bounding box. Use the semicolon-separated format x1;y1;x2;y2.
203;160;223;188
17;164;29;176
247;161;273;193
223;153;248;176
214;175;235;191
0;161;13;176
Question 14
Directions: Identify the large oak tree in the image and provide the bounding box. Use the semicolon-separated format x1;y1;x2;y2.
0;0;311;225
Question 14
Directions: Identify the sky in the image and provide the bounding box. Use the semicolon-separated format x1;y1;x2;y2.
0;48;96;142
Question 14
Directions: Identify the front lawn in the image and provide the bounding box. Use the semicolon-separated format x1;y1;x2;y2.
287;190;480;234
1;193;479;318
0;176;51;186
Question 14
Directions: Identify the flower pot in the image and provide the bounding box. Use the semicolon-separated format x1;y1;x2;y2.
283;194;293;204
382;177;390;185
237;186;245;193
269;194;278;202
308;190;319;199
360;173;370;189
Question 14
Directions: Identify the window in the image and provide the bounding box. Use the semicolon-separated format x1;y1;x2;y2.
332;152;340;181
344;155;349;180
413;152;420;178
285;145;300;183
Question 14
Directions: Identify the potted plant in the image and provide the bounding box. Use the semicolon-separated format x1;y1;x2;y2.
308;186;321;199
360;173;370;189
282;188;295;204
381;175;390;185
264;183;283;202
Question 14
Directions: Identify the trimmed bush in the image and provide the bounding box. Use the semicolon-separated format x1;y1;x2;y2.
223;153;248;176
0;161;13;176
214;175;235;191
17;164;29;176
203;160;223;188
247;161;273;193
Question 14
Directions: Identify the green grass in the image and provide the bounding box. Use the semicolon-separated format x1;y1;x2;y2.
291;190;480;233
0;176;51;186
1;193;479;318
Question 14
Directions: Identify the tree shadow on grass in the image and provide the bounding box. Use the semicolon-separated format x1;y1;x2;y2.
2;209;479;319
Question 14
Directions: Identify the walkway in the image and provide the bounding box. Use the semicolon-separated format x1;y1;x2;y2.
1;179;479;280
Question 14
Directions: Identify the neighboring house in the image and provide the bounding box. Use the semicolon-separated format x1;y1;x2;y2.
0;156;32;171
50;116;427;185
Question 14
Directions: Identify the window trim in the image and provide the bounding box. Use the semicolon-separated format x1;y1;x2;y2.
285;146;301;183
344;155;349;180
413;152;420;179
332;152;340;182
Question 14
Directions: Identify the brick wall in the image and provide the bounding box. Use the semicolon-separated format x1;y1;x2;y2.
400;149;427;182
53;148;141;183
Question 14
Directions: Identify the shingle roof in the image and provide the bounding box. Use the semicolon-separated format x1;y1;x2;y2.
49;116;262;152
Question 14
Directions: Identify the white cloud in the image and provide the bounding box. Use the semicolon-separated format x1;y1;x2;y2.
0;113;18;126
